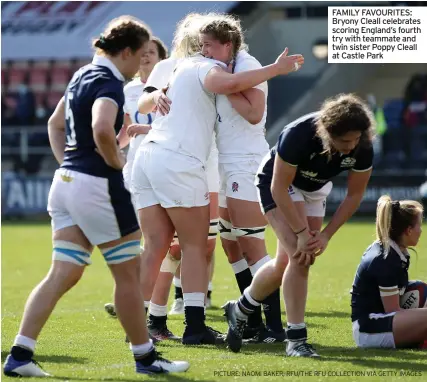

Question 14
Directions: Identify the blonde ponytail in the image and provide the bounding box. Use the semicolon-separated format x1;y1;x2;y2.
376;195;423;255
376;195;393;254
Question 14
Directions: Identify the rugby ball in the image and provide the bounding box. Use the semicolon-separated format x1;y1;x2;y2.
400;281;427;309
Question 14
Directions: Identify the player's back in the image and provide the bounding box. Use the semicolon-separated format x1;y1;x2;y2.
146;56;220;163
61;57;125;178
350;241;409;321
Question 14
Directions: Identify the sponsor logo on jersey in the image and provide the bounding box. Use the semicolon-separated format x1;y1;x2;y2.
340;157;356;168
61;175;73;182
300;170;318;178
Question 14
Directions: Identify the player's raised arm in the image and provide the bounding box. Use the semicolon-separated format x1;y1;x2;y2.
203;49;303;96
92;98;125;170
48;97;66;164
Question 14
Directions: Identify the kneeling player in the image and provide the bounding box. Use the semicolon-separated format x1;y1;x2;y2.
351;195;427;349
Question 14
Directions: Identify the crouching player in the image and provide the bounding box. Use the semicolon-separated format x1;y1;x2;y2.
351;195;427;349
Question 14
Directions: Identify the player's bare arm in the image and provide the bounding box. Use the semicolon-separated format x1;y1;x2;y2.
227;88;265;125
92;98;125;170
48;97;66;164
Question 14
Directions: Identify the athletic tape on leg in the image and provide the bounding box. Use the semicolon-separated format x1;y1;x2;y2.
159;252;181;273
218;218;237;241
232;225;267;240
101;240;141;265
209;218;219;240
53;240;91;266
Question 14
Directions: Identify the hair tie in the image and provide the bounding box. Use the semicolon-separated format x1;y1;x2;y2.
99;34;106;45
392;200;400;212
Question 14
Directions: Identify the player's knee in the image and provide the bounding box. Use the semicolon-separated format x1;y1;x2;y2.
159;252;181;274
169;243;182;260
49;242;89;290
288;256;310;275
232;225;267;261
144;232;173;255
274;254;289;273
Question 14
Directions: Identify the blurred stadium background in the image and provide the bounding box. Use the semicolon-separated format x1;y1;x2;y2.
2;0;427;220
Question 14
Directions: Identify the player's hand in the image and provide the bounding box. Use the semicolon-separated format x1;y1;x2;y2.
293;229;319;266
126;124;151;137
292;250;316;267
274;48;304;75
311;231;329;257
154;87;171;116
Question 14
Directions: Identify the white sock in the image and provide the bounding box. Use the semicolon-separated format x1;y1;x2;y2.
183;292;205;307
173;277;182;288
208;282;213;292
149;303;167;317
249;255;271;276
144;301;150;310
231;259;249;274
287;322;306;330
14;335;36;352
244;288;261;307
235;303;249;320
130;340;153;356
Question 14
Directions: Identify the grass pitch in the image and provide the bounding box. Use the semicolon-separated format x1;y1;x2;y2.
1;222;426;381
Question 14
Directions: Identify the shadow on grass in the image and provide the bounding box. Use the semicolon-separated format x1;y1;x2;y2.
50;374;214;382
315;344;427;371
238;342;427;369
304;310;350;319
1;351;88;365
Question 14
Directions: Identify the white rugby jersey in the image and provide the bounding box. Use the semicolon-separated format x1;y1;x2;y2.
145;55;222;164
145;57;219;163
145;57;179;90
123;78;154;165
215;50;270;163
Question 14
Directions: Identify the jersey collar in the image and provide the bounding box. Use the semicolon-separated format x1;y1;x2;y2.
390;240;409;262
92;55;125;82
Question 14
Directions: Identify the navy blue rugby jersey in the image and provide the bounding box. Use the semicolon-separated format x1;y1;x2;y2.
61;55;125;178
350;241;410;321
258;113;373;192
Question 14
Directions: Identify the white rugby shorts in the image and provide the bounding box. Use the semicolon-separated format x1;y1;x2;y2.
131;142;210;209
48;169;139;246
218;155;264;208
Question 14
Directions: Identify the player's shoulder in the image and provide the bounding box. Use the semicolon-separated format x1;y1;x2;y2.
235;50;261;71
363;241;402;269
189;55;226;69
124;78;144;92
78;64;121;88
283;112;319;137
157;57;179;72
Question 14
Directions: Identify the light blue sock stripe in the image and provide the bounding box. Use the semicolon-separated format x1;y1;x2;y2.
103;241;141;258
53;247;90;258
106;254;137;262
54;249;88;265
